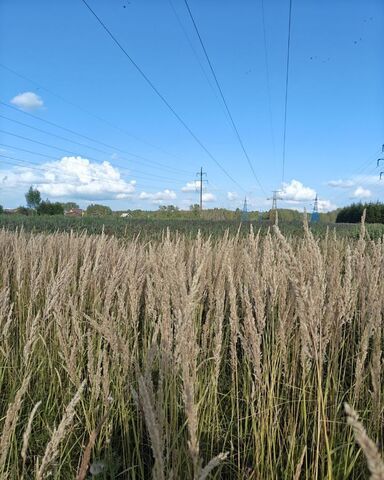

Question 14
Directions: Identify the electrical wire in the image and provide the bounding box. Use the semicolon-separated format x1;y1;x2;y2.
0;140;189;185
281;0;293;184
0;101;193;176
80;0;245;192
0;62;192;166
0;153;187;190
260;0;277;171
183;0;266;195
0;116;194;181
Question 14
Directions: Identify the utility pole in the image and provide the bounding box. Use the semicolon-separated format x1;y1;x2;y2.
311;194;320;223
376;144;383;179
267;190;282;211
196;167;207;211
241;197;249;222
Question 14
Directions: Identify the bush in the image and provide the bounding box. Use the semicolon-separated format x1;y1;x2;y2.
37;201;64;216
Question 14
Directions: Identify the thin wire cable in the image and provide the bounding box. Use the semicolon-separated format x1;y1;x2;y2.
0;62;190;165
0;140;189;184
0;115;193;180
260;0;277;170
330;150;383;204
168;0;220;103
282;0;293;184
0;114;108;155
80;0;245;192
183;0;266;195
0;101;193;176
0;153;186;189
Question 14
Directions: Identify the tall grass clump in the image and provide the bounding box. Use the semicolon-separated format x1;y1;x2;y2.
0;222;383;478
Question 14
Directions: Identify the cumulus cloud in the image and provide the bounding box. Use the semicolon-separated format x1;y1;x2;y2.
10;91;44;111
352;186;371;198
202;192;216;202
328;179;355;188
279;179;316;202
0;156;136;199
139;189;177;204
181;181;200;192
227;191;238;201
318;200;337;212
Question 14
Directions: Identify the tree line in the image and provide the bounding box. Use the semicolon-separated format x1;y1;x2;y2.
336;202;384;223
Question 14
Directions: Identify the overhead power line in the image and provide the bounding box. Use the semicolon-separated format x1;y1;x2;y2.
281;0;293;184
0;62;189;165
80;0;245;192
0;113;108;155
182;0;266;195
0;101;192;176
0;142;189;185
0;153;186;190
260;0;277;172
0;115;192;181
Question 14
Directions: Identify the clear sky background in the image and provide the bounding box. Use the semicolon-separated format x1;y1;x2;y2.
0;0;383;211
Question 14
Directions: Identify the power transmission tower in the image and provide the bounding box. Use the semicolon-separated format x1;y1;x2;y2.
267;190;282;211
311;194;320;223
377;144;383;179
241;197;249;222
196;167;207;210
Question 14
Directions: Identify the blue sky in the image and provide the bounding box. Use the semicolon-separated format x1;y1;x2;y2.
0;0;383;211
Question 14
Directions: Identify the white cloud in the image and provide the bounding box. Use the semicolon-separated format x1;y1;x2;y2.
0;156;136;200
352;186;371;198
10;91;44;111
328;179;355;188
202;192;216;202
139;189;177;204
227;191;238;201
280;179;316;202
318;200;337;211
181;181;200;192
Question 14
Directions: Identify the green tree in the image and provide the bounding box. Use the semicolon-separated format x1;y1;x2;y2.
189;204;201;218
0;205;3;215
16;206;32;215
86;204;112;216
37;200;64;215
25;186;41;209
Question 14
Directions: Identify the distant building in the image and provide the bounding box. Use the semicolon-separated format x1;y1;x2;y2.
120;212;130;218
64;208;83;217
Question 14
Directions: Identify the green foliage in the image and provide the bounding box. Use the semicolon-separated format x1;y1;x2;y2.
1;215;384;241
16;206;33;216
86;204;112;216
37;200;64;216
336;202;384;223
0;205;3;215
189;204;200;217
25;186;41;209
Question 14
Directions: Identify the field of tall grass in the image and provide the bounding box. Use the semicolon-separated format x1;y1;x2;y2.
0;217;383;479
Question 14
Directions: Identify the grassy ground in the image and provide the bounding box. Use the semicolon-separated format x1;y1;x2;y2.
0;220;383;478
1;214;384;240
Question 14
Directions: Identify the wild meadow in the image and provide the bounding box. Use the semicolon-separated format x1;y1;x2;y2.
0;216;383;479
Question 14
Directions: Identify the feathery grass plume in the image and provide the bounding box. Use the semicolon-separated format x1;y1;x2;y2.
0;374;31;474
137;372;165;480
293;446;307;480
344;403;384;480
2;224;384;477
23;312;40;366
76;411;109;480
197;452;228;480
36;380;86;479
21;401;42;477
